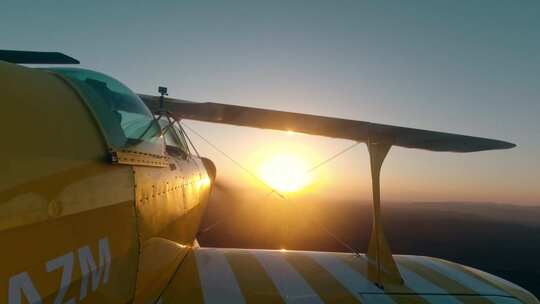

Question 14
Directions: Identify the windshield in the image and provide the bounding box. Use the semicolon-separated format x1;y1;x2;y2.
46;68;162;151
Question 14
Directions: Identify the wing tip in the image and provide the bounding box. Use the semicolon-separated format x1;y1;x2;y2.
497;140;517;150
0;50;79;64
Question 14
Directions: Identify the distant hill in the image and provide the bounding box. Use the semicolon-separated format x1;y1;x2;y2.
409;201;540;227
198;185;540;296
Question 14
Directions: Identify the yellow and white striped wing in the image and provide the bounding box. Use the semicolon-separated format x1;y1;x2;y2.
159;248;538;304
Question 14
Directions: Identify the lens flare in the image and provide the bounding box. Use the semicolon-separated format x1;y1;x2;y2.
258;154;312;193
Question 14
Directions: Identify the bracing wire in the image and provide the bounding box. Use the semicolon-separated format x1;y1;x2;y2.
307;141;361;173
182;122;362;255
178;120;201;158
262;141;361;198
181;122;286;199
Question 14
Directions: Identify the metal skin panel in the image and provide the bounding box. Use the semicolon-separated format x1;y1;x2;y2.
0;61;139;303
110;149;168;168
161;248;539;304
133;156;212;304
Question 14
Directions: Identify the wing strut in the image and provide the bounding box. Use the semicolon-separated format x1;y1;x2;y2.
366;141;403;287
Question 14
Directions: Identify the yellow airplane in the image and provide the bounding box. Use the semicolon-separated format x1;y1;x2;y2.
0;50;537;304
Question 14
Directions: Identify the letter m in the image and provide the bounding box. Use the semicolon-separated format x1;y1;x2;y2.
77;237;111;300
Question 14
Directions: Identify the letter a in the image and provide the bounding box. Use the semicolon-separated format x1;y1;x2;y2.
8;272;42;304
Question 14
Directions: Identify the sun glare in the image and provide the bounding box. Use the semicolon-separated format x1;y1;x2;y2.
258;154;313;193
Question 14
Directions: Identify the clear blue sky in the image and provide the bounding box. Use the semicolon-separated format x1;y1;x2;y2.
2;1;539;204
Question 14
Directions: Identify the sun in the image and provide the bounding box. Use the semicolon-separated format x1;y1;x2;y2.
257;154;313;193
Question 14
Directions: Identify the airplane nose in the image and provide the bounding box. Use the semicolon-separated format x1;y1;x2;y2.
201;157;217;181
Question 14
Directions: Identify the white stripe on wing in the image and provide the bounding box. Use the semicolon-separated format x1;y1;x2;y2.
309;253;395;304
398;265;462;304
252;251;324;304
407;256;509;296
195;249;246;304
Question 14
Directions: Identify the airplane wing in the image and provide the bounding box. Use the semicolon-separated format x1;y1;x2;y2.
159;247;537;304
136;94;535;303
138;94;515;153
0;50;79;64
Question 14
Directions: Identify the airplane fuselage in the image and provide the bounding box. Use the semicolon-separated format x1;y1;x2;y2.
0;61;212;303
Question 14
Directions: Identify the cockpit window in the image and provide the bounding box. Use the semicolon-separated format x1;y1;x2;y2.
45;68;162;153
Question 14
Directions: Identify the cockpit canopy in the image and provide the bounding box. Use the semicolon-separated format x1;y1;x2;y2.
46;68;163;154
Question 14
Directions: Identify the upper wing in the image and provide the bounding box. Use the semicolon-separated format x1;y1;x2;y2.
139;94;515;153
0;50;79;64
158;247;537;304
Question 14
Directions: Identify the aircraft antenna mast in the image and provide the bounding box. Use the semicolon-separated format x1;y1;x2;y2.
158;86;168;113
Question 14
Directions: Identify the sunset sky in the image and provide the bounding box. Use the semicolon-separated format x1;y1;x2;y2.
2;1;539;204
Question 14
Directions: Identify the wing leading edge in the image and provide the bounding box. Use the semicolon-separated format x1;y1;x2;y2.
139;94;515;153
